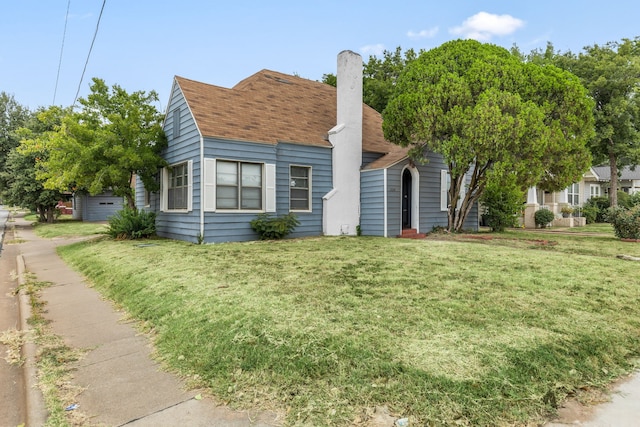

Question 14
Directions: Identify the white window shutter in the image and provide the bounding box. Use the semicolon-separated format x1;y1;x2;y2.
203;158;216;212
265;163;276;213
459;173;466;204
440;169;448;211
187;160;193;212
160;167;168;212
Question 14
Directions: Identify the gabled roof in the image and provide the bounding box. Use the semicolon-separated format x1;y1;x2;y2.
591;165;640;181
174;71;408;169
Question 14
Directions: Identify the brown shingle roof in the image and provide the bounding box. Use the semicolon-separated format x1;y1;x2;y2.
174;71;408;168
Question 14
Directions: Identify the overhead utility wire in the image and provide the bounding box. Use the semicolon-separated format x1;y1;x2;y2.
73;0;106;107
53;0;71;105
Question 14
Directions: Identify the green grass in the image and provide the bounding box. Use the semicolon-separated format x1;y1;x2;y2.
30;216;107;239
55;230;640;426
551;222;614;234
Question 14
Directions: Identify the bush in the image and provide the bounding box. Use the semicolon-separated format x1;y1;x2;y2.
106;208;156;239
534;208;555;228
617;191;632;209
607;205;640;239
629;192;640;207
479;179;524;232
583;196;610;223
250;213;299;240
580;205;599;224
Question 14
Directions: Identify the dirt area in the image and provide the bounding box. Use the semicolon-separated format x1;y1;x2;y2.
546;373;637;426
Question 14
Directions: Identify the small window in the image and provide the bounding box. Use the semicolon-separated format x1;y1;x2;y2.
590;184;601;198
290;165;311;211
168;162;189;210
216;160;263;210
172;109;180;139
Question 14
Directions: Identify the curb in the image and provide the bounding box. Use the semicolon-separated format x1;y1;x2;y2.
17;254;47;425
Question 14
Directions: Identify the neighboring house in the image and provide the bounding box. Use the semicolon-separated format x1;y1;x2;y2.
138;51;478;243
588;165;640;196
72;191;124;222
524;164;640;227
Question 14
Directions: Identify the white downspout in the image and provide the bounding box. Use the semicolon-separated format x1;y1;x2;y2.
199;135;204;241
383;169;388;237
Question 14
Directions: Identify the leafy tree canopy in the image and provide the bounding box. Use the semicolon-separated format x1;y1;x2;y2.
523;38;640;207
24;78;167;209
383;39;594;231
1;106;67;222
0;92;31;193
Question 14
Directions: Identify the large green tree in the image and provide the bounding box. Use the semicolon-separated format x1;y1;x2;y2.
30;78;167;209
1;107;67;222
544;38;640;207
0;92;31;195
383;39;594;232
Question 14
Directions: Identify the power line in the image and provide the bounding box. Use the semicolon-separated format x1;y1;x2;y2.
73;0;107;107
53;0;71;106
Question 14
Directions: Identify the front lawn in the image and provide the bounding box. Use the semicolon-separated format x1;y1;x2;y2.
28;215;107;238
56;231;640;426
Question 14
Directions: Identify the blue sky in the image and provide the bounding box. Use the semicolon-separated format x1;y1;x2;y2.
1;1;638;112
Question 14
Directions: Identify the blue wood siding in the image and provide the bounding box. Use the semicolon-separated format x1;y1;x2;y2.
360;170;385;236
416;154;449;232
276;143;332;238
385;165;403;236
154;82;201;243
362;151;383;167
201;138;277;243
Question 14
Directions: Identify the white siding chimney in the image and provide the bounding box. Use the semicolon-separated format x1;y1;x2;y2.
323;50;363;236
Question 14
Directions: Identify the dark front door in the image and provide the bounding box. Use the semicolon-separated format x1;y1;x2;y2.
402;169;412;229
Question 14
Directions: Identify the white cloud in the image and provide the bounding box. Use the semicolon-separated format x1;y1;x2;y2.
407;27;439;40
450;12;524;41
360;44;386;57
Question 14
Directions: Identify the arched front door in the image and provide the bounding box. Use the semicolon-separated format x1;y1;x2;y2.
402;169;412;229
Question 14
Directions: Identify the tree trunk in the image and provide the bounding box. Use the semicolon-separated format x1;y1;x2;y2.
37;205;46;223
447;173;463;232
126;193;136;210
46;207;55;223
609;149;618;207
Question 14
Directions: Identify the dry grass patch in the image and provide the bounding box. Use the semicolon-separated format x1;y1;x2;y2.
0;328;27;366
21;277;89;427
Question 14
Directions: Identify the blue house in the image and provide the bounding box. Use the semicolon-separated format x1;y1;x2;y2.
138;51;478;243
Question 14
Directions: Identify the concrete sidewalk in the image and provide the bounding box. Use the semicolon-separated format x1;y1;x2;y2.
12;214;282;426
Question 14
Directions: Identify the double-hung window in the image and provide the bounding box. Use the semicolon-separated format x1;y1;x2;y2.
216;160;263;210
167;162;189;210
290;165;311;211
567;183;580;205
